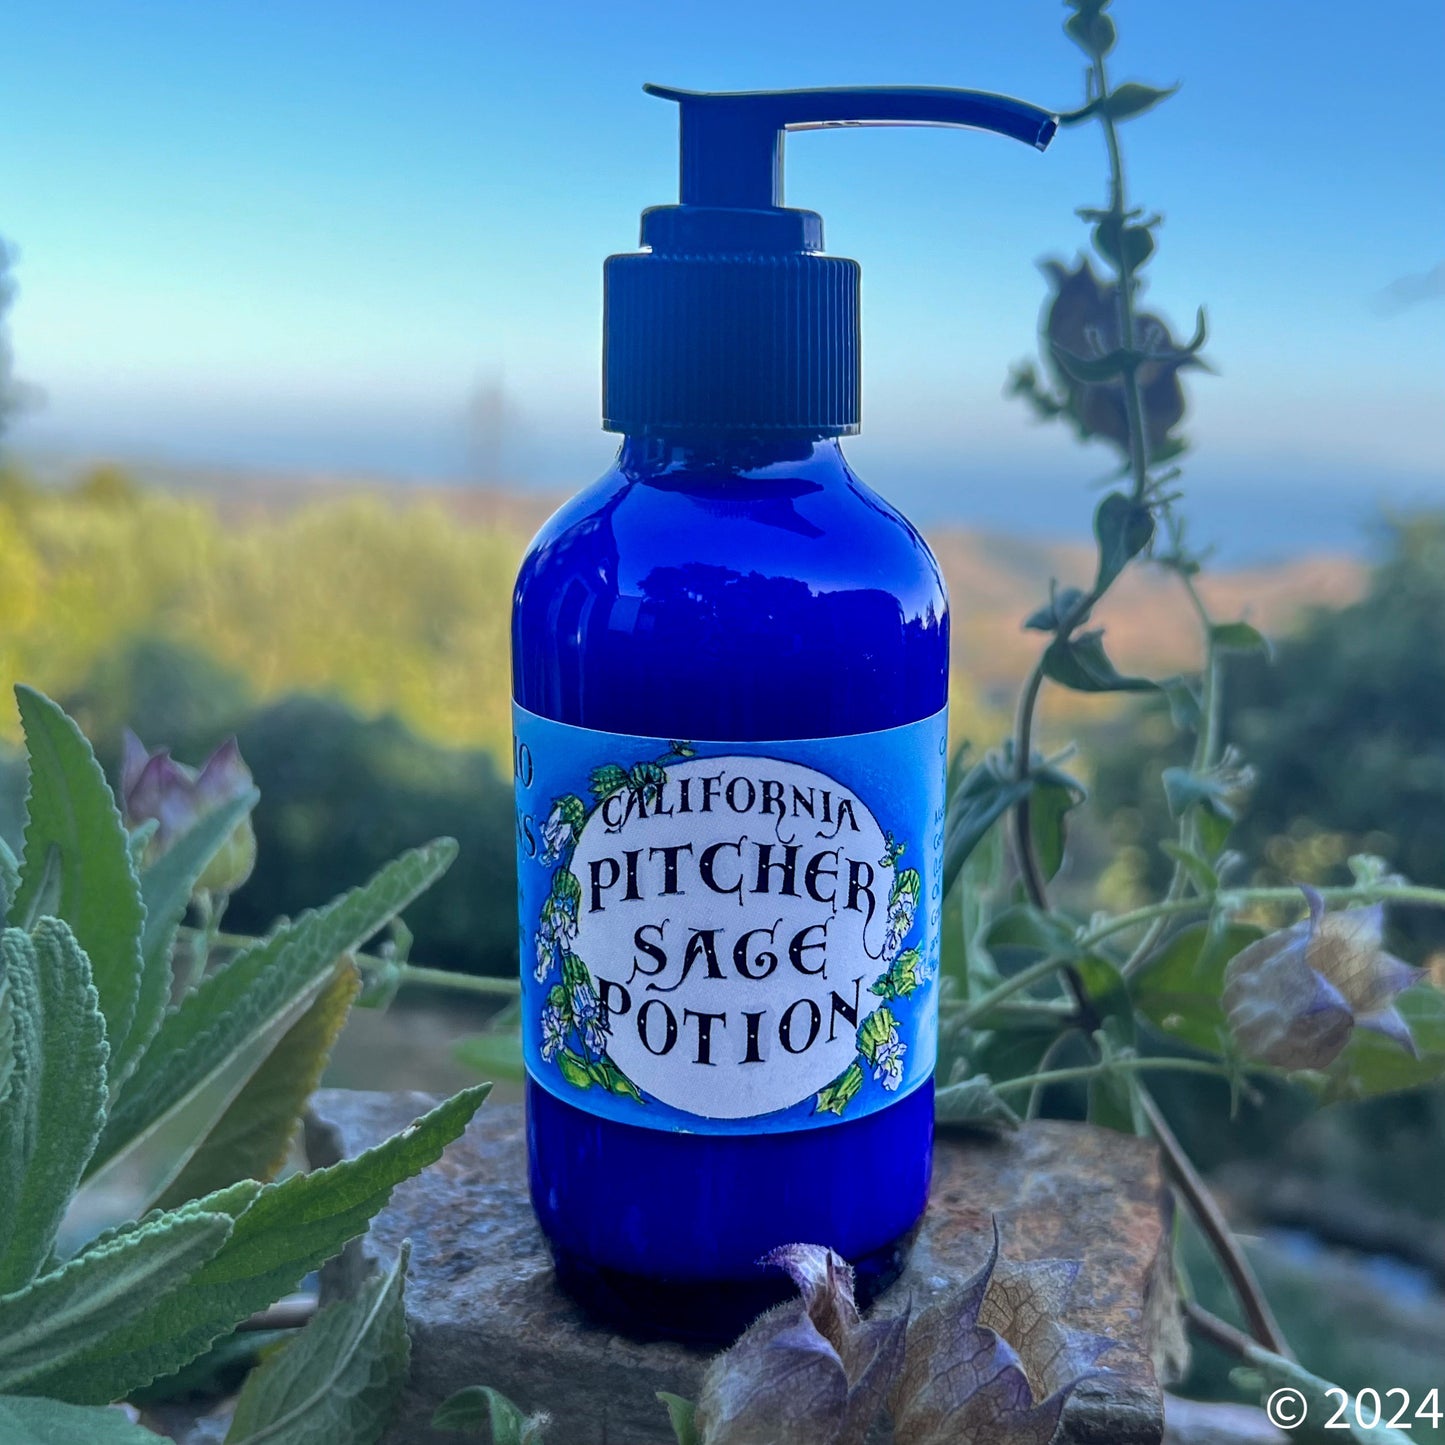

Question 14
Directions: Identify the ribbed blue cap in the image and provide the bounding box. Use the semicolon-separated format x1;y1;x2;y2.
603;208;860;438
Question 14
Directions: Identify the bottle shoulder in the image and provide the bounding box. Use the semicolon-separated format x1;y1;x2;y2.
514;454;947;618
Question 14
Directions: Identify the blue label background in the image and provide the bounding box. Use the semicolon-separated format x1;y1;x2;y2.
513;705;947;1135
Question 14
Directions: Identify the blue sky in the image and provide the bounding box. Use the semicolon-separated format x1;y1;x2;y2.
1;0;1441;555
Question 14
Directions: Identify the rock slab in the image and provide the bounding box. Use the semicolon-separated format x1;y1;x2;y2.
307;1090;1176;1445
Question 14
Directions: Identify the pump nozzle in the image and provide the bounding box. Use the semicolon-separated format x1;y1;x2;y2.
644;84;1056;209
603;81;1058;438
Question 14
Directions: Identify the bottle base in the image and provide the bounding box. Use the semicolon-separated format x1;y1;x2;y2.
549;1226;919;1347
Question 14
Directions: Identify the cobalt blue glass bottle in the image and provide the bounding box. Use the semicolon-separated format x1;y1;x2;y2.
512;85;1055;1340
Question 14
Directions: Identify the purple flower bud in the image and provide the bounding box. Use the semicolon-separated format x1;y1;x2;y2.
121;730;257;896
1223;888;1421;1071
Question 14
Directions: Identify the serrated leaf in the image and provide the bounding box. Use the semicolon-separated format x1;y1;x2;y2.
0;835;18;920
1210;620;1273;658
26;1084;489;1404
10;687;145;1074
934;1075;1021;1132
453;1028;525;1083
157;959;362;1210
1094;491;1155;592
0;1395;168;1443
1100;82;1178;122
1042;631;1157;694
0;1204;232;1391
433;1384;550;1441
224;1241;411;1445
0;921;109;1294
125;790;259;1086
657;1392;699;1445
92;841;456;1182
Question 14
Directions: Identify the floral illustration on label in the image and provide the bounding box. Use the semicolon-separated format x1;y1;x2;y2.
528;737;932;1122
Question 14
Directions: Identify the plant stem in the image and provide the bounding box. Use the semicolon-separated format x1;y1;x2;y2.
191;927;522;997
1182;1299;1265;1361
1081;880;1445;953
994;1055;1235;1096
954;953;1070;1028
1140;1089;1292;1357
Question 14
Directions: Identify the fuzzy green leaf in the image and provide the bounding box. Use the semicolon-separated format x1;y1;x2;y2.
1094;491;1155;592
1102;82;1179;122
453;1029;525;1083
0;1205;232;1392
10;687;145;1073
0;836;18;921
157;959;362;1210
224;1242;411;1445
1159;840;1219;895
934;1075;1021;1133
0;921;109;1294
1210;620;1273;658
0;963;14;1112
1335;985;1445;1098
1042;631;1157;694
92;841;456;1181
433;1384;550;1441
657;1393;700;1445
942;762;1034;897
1134;921;1263;1056
124;790;259;1085
0;1395;169;1443
27;1084;488;1405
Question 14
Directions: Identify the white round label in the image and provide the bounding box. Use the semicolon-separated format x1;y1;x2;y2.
568;755;892;1118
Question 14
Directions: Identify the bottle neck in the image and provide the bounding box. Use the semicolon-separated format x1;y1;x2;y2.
617;433;846;480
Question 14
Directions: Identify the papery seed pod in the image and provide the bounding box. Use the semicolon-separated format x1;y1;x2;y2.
1223;888;1420;1071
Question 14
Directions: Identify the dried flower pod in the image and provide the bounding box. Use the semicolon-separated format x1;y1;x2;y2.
121;730;257;895
695;1245;906;1445
889;1223;1112;1445
1223;888;1420;1071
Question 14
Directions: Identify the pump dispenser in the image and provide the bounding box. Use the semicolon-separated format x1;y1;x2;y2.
513;84;1055;1340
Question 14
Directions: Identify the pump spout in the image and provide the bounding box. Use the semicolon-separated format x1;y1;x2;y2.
643;83;1057;210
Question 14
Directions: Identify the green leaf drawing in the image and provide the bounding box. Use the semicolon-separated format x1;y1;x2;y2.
589;1056;643;1102
559;953;591;994
549;870;580;910
127;789;258;1083
890;868;921;907
223;1242;411;1445
0;1201;232;1392
588;764;628;800
815;1062;865;1117
10;686;145;1080
628;761;667;795
92;841;456;1187
856;1009;898;1067
25;1084;488;1405
0;1394;170;1443
870;949;925;1001
433;1384;550;1441
156;958;362;1209
0;921;109;1295
556;1050;592;1090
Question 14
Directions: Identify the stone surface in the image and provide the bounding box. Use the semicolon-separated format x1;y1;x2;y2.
307;1089;1175;1445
